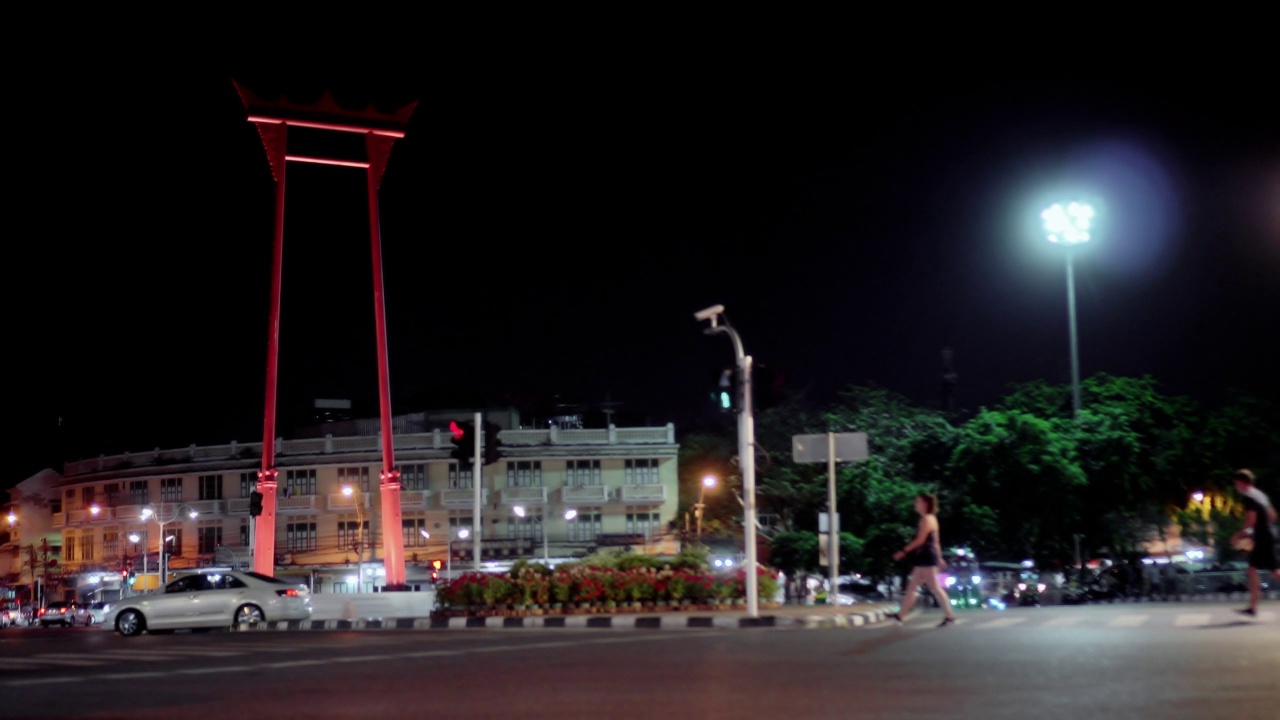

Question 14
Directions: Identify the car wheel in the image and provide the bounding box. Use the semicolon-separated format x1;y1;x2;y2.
115;609;145;637
234;604;265;627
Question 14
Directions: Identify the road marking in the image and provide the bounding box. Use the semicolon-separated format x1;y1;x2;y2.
1042;616;1083;627
28;655;109;666
974;617;1027;629
83;651;203;660
173;667;244;675
1174;613;1212;627
260;659;330;668
1259;611;1276;622
0;658;47;669
1107;614;1149;627
95;672;167;679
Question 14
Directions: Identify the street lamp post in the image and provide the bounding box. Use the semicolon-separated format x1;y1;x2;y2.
695;304;760;618
127;533;145;596
341;485;367;592
695;475;717;542
141;503;199;588
1041;201;1094;417
514;506;577;561
423;527;470;579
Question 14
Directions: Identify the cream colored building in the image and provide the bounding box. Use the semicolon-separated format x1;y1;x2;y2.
3;413;679;600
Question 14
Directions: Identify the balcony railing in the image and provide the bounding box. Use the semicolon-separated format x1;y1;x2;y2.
620;484;666;502
228;498;250;514
440;488;488;508
401;491;428;508
500;487;547;505
60;423;677;476
326;493;371;511
278;495;317;511
561;485;609;504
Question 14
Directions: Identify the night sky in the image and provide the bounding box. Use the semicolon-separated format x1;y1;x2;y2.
8;54;1278;485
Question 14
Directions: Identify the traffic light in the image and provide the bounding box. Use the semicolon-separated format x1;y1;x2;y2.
483;422;502;465
714;367;740;413
450;421;475;464
249;491;264;517
430;559;442;582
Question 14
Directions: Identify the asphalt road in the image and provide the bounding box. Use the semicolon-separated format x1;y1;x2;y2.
2;603;1276;720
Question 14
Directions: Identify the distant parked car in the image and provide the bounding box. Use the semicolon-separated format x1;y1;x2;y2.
104;570;312;637
38;601;91;627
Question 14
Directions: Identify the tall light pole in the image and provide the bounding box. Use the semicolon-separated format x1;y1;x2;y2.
695;304;760;618
695;475;717;542
1041;201;1094;417
341;485;366;592
141;504;199;588
424;527;469;579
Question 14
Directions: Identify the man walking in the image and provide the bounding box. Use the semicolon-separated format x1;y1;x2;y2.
1229;469;1279;616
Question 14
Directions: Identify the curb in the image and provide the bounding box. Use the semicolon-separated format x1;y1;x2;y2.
794;605;897;629
235;614;786;632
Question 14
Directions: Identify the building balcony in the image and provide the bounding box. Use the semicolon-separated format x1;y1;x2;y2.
278;495;317;512
186;500;225;515
401;491;429;508
440;488;488;508
326;493;372;511
228;498;250;514
619;484;666;503
560;485;609;505
499;487;547;506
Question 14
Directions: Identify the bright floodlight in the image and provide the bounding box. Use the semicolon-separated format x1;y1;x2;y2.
1042;201;1094;245
128;533;141;543
702;475;717;488
564;509;578;520
7;512;16;525
420;529;430;539
165;535;175;542
90;505;101;516
188;509;199;519
457;527;470;539
1191;491;1204;503
140;507;153;520
341;485;354;497
513;505;526;518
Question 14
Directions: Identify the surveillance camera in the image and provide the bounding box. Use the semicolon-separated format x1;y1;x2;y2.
694;304;725;322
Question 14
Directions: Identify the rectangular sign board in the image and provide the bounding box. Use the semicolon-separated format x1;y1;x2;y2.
792;432;869;464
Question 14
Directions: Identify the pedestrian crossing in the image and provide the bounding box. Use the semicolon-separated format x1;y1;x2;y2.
913;609;1277;631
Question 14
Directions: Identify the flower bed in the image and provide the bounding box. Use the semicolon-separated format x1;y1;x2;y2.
434;555;779;616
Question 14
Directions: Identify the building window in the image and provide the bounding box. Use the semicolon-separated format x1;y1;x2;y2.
128;530;148;552
625;459;660;485
81;533;96;560
65;489;76;511
338;467;370;492
239;473;257;498
81;487;96;507
64;534;76;561
286;521;317;552
403;517;427;547
338;519;370;551
238;520;250;547
198;475;223;501
449;516;478;539
507;461;543;487
567;460;602;487
286;469;317;496
129;480;149;505
508;513;541;541
198;525;223;554
400;464;426;491
448;465;473;489
626;511;662;539
568;508;602;542
103;530;119;560
104;483;120;506
160;478;182;503
166;529;183;558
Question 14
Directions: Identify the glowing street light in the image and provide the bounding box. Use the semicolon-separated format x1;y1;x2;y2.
514;505;577;561
6;512;16;526
341;484;367;591
1042;201;1095;416
1191;491;1205;503
694;475;718;542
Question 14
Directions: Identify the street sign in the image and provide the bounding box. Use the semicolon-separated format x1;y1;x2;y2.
819;533;830;567
792;432;868;464
818;512;839;534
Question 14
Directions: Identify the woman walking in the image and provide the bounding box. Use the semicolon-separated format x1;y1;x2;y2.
887;492;957;627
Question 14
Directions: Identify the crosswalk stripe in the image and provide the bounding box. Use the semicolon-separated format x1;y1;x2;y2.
1174;613;1212;627
1259;611;1276;622
1106;614;1149;627
1042;616;1083;627
974;617;1027;629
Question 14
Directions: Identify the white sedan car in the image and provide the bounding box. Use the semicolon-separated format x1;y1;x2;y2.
104;570;312;636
